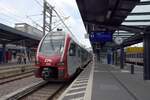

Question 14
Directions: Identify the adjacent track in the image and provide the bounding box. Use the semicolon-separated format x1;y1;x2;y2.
1;81;65;100
0;72;34;85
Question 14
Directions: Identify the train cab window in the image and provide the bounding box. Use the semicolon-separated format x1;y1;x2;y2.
69;43;76;56
39;32;65;56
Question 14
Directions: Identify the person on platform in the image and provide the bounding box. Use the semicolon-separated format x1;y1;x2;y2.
23;55;27;64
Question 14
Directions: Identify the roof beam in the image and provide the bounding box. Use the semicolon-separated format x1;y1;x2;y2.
122;34;143;47
124;19;150;22
129;12;150;16
138;1;150;5
83;19;144;33
119;25;144;33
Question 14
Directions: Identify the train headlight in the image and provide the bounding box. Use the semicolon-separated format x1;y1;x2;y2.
57;62;65;66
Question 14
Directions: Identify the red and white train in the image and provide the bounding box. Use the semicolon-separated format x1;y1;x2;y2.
35;31;92;81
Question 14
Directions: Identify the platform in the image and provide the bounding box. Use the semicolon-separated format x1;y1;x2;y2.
0;63;34;69
59;61;150;100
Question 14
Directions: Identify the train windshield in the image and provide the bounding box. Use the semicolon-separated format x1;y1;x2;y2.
39;32;65;56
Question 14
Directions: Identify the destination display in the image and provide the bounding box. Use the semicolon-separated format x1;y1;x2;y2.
89;32;112;42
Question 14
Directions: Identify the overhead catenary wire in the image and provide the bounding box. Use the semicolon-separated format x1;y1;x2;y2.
42;0;82;45
0;0;81;46
26;13;43;17
51;16;70;31
47;6;79;43
26;16;43;31
33;0;43;7
0;0;43;27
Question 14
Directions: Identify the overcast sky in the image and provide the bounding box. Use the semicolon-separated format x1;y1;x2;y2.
0;0;91;48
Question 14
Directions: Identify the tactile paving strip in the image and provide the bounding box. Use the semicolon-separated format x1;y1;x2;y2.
58;62;92;100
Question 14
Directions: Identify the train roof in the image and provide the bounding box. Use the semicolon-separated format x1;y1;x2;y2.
125;47;143;53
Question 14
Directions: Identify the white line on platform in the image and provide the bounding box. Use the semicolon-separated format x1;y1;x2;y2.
58;64;91;100
70;97;84;100
94;70;107;73
65;90;85;96
72;82;88;86
69;86;87;91
121;70;130;73
77;78;89;80
76;80;88;82
84;62;94;100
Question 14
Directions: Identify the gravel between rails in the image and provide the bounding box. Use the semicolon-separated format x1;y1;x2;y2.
20;82;64;100
0;76;42;97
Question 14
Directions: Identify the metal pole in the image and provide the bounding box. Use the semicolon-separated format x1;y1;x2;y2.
144;33;150;80
120;47;124;69
43;0;46;36
131;64;134;74
114;50;117;65
49;7;52;32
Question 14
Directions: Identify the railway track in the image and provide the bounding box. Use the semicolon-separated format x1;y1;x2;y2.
0;72;34;85
0;62;89;100
0;65;35;79
0;64;33;70
21;82;65;100
1;81;66;100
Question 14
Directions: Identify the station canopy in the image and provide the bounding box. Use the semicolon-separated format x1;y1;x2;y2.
76;0;150;50
0;23;41;47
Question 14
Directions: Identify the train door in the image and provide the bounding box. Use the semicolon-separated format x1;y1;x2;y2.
77;47;82;68
67;41;78;76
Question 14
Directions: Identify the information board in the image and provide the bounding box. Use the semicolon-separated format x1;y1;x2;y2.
89;32;112;42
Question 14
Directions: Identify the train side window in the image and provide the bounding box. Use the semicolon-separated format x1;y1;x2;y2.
139;53;140;58
69;43;76;56
141;53;143;58
78;48;81;57
132;54;134;58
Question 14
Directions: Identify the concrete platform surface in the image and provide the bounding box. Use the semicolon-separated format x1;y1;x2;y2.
59;61;150;100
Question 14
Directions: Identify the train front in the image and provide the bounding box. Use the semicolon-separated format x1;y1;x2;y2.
35;32;68;81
